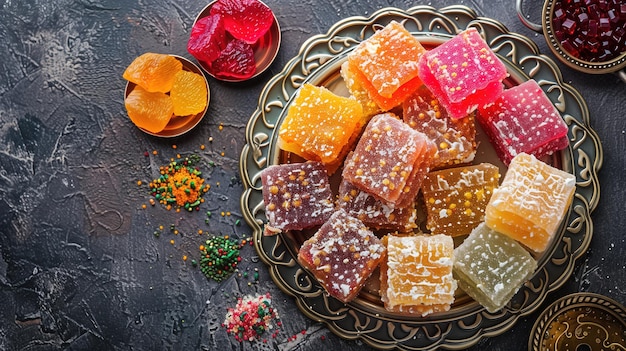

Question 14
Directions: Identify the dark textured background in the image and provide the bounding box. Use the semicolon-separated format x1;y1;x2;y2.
0;0;624;350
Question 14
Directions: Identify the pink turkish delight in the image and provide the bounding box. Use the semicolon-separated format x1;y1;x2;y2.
477;79;569;165
418;28;507;119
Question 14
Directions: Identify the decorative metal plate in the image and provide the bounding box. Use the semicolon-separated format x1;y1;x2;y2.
530;293;626;351
239;5;603;350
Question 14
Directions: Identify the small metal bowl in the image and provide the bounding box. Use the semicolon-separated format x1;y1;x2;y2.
124;55;210;138
529;293;626;351
191;0;281;82
517;0;626;81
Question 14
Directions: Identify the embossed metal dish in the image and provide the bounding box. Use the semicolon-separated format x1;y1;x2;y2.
192;0;281;82
239;6;603;350
530;293;626;351
124;55;210;138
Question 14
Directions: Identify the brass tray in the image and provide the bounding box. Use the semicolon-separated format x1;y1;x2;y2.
239;5;603;350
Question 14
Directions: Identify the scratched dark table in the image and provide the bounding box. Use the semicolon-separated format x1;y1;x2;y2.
1;0;624;350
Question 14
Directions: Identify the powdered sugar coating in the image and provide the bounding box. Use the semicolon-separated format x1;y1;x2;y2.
422;163;500;237
403;85;477;168
343;113;436;207
380;234;457;316
453;223;537;313
338;178;417;232
418;28;507;119
278;84;365;173
477;79;569;165
297;210;385;303
485;153;576;253
261;161;335;234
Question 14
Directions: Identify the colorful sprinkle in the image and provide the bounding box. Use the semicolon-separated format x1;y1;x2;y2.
223;293;280;342
199;235;244;282
149;154;208;212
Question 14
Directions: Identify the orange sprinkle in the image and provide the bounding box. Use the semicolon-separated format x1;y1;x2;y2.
152;150;158;155
136;180;142;186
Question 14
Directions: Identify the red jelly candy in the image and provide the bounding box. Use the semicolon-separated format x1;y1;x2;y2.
210;0;274;44
209;39;255;79
187;14;227;64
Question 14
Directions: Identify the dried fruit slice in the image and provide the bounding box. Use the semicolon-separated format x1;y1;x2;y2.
210;0;274;44
187;13;228;64
122;53;183;93
170;70;208;116
124;85;174;133
209;39;255;80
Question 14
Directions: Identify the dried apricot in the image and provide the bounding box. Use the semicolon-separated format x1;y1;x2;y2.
170;70;208;116
124;85;174;133
209;39;255;80
122;53;182;93
210;0;273;44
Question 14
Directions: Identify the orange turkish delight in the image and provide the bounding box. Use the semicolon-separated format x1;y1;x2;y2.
342;113;436;208
421;163;501;237
418;28;507;119
340;61;381;117
485;153;576;253
298;210;385;303
278;84;366;174
403;85;477;168
343;21;426;111
260;161;335;235
338;178;417;232
380;233;457;316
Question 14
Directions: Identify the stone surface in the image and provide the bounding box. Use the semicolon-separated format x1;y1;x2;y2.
0;1;623;350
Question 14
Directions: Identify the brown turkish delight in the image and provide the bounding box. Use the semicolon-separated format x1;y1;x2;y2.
260;161;335;235
421;163;501;237
403;85;477;169
297;210;386;303
342;113;436;208
337;178;417;232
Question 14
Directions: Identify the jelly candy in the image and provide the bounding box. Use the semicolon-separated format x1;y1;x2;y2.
209;39;256;80
187;14;227;64
210;0;274;44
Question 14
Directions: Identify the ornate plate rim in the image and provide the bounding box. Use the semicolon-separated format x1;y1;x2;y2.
239;5;603;350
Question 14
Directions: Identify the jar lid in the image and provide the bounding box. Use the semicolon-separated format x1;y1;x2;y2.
529;292;626;351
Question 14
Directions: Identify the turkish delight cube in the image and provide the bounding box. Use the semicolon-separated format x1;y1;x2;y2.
340;61;381;116
380;234;457;316
278;83;366;174
403;85;477;168
343;20;427;111
418;28;507;119
453;223;537;313
261;161;335;235
421;163;501;237
485;153;576;253
342;113;436;207
338;178;417;232
297;210;385;303
477;79;569;165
